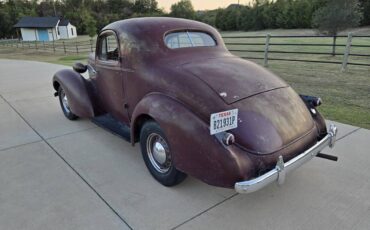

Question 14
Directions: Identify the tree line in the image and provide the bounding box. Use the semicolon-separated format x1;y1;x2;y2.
214;0;368;34
0;0;163;38
0;0;369;39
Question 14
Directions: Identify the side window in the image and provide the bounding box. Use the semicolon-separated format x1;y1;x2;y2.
98;33;119;61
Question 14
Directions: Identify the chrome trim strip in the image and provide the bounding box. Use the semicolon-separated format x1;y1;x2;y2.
235;124;338;194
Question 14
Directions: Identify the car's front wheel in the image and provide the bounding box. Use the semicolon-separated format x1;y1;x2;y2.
58;87;78;120
140;121;187;186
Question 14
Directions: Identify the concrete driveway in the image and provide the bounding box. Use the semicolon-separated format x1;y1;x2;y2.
0;59;369;230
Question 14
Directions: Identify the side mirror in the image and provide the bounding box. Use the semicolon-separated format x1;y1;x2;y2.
73;62;87;73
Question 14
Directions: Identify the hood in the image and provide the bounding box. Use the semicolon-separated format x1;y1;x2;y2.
182;57;288;104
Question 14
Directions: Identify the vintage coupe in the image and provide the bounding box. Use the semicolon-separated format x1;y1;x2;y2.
52;18;338;193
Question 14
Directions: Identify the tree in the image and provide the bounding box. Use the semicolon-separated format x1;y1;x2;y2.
360;0;370;25
260;1;278;29
251;0;267;30
312;0;363;55
133;0;159;14
312;0;363;36
0;0;38;38
239;6;254;30
81;9;97;37
195;9;218;26
36;0;64;17
170;0;195;19
0;0;368;38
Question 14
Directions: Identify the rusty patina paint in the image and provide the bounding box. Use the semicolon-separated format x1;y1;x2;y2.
52;18;327;188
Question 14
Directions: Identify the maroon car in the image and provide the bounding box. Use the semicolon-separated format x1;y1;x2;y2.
52;17;338;193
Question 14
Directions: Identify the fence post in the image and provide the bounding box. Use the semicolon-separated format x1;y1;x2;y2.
264;34;271;67
332;35;337;56
90;39;93;52
341;33;353;72
35;40;38;51
63;41;66;54
76;41;79;54
43;40;45;50
53;40;55;53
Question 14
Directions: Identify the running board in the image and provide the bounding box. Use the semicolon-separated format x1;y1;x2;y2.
92;114;131;141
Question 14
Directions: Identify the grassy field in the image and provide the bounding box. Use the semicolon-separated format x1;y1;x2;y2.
222;29;370;129
0;30;369;129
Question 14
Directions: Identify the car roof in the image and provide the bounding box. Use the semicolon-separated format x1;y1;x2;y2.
103;17;224;50
103;17;216;35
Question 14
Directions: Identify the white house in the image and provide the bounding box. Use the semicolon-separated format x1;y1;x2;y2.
14;16;77;41
58;19;77;39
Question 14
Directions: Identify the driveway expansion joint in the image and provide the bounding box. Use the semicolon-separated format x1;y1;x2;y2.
45;126;99;141
337;127;362;142
0;140;44;152
0;94;133;230
171;193;239;230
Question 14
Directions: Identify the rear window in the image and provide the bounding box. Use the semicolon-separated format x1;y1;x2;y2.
165;31;216;49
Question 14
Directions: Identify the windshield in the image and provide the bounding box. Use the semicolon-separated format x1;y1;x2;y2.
165;31;216;49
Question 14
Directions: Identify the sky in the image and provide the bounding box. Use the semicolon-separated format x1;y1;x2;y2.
157;0;253;12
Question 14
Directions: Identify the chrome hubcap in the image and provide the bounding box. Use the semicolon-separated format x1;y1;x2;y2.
153;142;167;164
60;89;71;113
146;133;171;173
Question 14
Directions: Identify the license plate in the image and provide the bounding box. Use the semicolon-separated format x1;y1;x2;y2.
210;109;238;135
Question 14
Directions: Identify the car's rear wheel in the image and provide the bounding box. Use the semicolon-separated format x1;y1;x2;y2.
140;121;187;186
58;87;78;120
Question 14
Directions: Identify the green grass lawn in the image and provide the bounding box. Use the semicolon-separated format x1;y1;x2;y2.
0;29;369;129
265;61;370;129
221;29;370;129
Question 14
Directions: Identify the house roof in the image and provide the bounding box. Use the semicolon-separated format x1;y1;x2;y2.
14;16;60;28
59;19;70;26
227;4;241;9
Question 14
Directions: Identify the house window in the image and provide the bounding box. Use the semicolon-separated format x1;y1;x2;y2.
57;28;60;35
71;28;73;36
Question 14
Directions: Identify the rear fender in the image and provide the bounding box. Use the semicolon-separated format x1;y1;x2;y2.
130;93;255;188
53;69;96;118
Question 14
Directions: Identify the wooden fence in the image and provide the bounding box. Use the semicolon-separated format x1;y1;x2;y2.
0;38;96;54
1;34;369;71
223;33;370;71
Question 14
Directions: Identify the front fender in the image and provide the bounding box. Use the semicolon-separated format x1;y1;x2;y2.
131;93;255;188
53;69;95;118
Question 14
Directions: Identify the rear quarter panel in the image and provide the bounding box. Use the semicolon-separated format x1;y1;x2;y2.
131;93;256;188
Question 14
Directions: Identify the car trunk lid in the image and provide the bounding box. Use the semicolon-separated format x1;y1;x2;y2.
182;57;288;104
231;87;316;155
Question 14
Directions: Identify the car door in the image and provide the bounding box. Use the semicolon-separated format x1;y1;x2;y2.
94;30;129;124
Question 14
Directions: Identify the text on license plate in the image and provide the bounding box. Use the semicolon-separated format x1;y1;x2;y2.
210;109;238;135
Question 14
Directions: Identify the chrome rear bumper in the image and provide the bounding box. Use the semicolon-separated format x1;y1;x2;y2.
235;124;338;194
